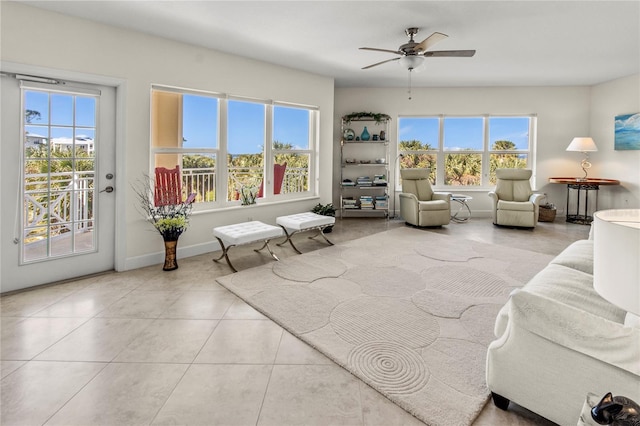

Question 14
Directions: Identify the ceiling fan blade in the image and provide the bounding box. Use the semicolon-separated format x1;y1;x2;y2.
415;32;448;52
424;50;476;57
362;57;401;70
359;47;402;55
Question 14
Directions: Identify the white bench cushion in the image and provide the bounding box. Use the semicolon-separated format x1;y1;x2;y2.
276;212;335;231
213;221;282;245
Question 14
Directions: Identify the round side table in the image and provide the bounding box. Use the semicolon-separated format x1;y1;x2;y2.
451;194;472;222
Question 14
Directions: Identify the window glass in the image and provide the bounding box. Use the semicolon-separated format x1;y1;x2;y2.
182;94;218;149
445;153;482;186
274;106;309;149
398;117;438;183
489;117;530;150
227;100;265;200
444;117;483;151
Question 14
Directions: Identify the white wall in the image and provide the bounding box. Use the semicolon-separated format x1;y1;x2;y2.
589;74;640;209
335;86;595;217
1;3;335;282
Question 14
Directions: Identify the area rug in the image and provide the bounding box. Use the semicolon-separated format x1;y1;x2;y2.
216;227;554;426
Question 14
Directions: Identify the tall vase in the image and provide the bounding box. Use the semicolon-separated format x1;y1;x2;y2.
361;126;370;141
163;238;179;271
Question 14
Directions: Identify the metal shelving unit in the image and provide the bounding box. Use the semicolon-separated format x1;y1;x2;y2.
340;117;390;218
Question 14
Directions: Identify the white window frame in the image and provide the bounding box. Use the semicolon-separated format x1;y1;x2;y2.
150;86;318;209
397;114;536;189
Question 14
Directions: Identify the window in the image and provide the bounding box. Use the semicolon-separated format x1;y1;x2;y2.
398;115;535;188
151;87;317;208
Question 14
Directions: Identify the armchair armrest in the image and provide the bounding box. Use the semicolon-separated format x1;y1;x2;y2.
529;193;545;206
432;192;451;203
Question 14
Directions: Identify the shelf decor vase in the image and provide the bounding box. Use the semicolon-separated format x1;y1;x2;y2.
162;237;179;271
361;126;370;141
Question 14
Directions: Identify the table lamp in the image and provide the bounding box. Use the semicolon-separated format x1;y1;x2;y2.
566;137;598;181
593;209;640;327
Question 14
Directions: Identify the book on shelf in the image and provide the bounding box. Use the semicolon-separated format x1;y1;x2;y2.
373;175;388;186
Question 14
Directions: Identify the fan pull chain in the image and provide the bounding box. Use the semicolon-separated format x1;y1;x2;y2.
407;69;413;100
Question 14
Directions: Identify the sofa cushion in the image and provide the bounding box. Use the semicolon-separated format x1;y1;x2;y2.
550;240;593;275
523;263;624;323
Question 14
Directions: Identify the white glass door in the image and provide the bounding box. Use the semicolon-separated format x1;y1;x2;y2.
0;74;116;292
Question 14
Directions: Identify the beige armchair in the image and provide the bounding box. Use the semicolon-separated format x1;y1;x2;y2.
399;168;451;227
488;169;545;228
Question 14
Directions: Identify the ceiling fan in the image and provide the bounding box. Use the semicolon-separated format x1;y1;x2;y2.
360;27;476;70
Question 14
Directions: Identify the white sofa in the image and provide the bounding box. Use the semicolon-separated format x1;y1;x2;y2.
486;239;640;426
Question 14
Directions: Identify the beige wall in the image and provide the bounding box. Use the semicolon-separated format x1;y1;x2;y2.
589;74;640;209
1;2;335;271
335;86;594;216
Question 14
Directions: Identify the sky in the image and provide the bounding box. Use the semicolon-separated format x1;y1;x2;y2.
24;91;96;141
183;95;310;154
399;116;530;150
25;89;529;153
25;90;310;155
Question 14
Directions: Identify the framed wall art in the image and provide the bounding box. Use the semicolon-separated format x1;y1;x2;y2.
614;112;640;150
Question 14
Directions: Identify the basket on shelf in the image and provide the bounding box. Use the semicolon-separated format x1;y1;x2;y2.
538;203;557;222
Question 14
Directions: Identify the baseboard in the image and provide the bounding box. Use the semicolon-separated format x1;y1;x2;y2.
122;239;221;271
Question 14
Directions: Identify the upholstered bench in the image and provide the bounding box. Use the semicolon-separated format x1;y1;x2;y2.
276;212;335;254
212;221;283;272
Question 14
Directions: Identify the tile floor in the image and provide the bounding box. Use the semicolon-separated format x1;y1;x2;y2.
1;217;590;425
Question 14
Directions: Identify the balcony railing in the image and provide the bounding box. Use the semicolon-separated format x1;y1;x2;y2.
182;166;308;201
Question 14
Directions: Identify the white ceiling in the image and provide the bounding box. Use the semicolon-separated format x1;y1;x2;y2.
18;0;640;88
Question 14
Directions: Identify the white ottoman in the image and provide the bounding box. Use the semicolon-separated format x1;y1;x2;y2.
276;212;335;254
212;221;283;272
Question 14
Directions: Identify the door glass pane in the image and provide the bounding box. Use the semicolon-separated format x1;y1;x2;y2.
22;89;98;263
227;100;265;201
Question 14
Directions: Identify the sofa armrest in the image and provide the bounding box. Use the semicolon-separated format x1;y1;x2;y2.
506;289;640;376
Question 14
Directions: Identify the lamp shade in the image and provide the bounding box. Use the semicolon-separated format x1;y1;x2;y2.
399;55;426;72
566;137;598;152
593;209;640;316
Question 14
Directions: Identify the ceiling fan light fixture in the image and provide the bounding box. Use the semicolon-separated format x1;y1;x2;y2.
399;55;426;72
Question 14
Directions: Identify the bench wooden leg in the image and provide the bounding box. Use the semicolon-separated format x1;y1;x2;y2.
212;237;238;272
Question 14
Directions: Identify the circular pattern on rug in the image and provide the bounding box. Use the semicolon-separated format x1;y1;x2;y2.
420;265;510;298
331;297;439;348
343;266;425;297
348;341;429;395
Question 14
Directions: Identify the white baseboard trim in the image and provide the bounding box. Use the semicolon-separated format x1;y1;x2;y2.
123;240;222;271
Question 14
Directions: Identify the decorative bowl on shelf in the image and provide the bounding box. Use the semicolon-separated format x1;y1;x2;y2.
343;128;355;141
360;160;371;164
375;158;385;164
345;158;357;164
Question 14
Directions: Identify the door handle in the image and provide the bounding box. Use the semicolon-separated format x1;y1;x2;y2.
100;186;114;193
